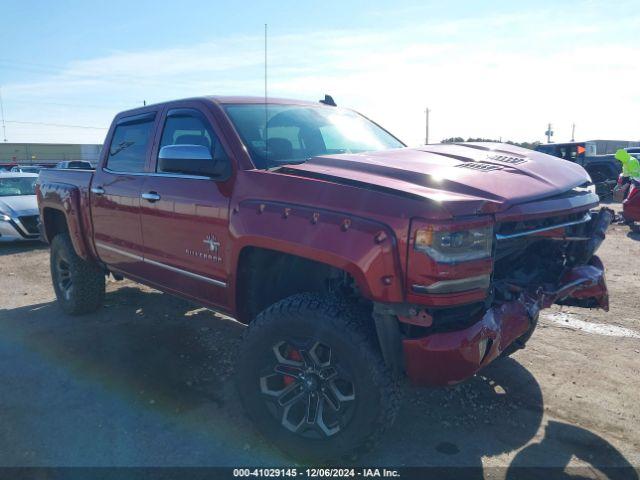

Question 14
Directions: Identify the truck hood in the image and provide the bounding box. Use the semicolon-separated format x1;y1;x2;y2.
280;142;592;216
0;195;38;217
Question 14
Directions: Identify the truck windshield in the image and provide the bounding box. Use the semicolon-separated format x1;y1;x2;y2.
224;104;405;168
0;177;37;197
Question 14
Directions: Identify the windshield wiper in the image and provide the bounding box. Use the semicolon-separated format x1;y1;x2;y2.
266;158;312;170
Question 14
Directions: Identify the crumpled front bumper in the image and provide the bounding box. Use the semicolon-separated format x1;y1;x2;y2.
402;255;609;387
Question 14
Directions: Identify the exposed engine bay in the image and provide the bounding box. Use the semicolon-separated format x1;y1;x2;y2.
493;207;613;312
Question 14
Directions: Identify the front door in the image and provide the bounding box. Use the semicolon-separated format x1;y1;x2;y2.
139;106;233;309
91;111;158;277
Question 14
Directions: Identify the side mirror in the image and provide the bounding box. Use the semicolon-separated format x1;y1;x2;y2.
158;144;226;177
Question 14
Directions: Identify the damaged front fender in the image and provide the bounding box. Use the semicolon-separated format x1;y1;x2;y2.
554;255;609;310
402;208;611;387
509;254;609;318
403;257;609;386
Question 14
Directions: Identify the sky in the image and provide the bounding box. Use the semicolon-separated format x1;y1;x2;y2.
0;0;639;146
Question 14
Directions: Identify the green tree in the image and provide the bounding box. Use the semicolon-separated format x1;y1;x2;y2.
440;137;541;151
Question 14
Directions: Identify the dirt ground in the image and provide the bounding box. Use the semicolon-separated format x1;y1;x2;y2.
0;205;638;477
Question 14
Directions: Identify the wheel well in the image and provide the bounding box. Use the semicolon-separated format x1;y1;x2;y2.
42;208;69;242
236;247;355;324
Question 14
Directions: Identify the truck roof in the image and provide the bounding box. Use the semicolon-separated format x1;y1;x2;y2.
115;96;326;118
206;95;321;106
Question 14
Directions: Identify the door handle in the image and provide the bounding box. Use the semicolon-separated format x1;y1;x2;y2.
91;186;105;195
141;192;161;202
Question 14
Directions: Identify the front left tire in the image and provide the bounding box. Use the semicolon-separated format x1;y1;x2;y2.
235;293;400;462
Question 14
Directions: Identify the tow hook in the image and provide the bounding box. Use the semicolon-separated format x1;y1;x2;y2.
398;309;433;328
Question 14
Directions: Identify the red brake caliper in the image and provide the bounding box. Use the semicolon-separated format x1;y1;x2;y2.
283;349;302;386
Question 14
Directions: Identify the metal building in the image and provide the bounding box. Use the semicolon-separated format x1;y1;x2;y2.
0;143;102;166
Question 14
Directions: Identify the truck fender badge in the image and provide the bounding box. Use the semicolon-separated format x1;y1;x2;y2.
185;234;223;263
203;234;220;253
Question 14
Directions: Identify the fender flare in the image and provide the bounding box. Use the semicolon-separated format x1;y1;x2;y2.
38;182;95;261
230;200;404;303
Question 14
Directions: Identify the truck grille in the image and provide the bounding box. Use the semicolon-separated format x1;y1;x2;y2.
18;215;40;235
492;208;594;285
495;211;587;238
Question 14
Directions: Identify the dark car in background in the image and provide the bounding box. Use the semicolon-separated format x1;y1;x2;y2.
536;140;640;196
55;160;93;169
625;147;640;160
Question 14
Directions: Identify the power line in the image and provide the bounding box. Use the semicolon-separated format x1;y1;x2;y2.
5;120;107;130
0;58;217;91
3;98;137;110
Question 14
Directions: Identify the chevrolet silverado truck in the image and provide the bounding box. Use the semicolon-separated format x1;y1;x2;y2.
37;96;612;460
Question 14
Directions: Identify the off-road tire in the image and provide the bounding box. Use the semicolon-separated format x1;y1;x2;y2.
50;233;105;315
235;293;400;462
500;312;539;358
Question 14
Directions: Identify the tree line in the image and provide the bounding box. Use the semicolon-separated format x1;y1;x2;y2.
441;137;541;150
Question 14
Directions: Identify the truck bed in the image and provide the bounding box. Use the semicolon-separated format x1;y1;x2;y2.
38;168;94;186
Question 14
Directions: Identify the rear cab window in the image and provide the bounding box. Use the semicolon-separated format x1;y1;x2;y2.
106;113;156;173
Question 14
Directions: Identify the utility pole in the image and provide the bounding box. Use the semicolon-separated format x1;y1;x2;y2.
571;123;575;142
0;87;7;142
425;107;430;145
545;123;554;143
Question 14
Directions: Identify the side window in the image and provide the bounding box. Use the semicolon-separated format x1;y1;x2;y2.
157;110;228;173
107;116;155;172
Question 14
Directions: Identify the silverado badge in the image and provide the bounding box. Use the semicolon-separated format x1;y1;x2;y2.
186;234;223;263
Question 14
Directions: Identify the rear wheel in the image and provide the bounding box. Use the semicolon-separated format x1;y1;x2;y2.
50;233;105;315
235;293;399;461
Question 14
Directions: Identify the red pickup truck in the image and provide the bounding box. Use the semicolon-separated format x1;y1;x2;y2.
37;96;611;460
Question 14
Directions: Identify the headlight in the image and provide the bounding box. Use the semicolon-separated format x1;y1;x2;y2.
0;213;10;222
414;224;493;263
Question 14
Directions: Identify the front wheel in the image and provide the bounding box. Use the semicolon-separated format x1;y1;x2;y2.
50;233;105;315
235;293;399;461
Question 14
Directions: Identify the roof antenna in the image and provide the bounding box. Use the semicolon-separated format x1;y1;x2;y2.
319;94;337;107
264;23;268;164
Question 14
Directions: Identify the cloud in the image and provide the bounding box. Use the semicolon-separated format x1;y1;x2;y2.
3;6;640;145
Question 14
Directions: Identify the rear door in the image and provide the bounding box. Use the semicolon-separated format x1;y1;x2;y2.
138;104;234;309
91;111;158;277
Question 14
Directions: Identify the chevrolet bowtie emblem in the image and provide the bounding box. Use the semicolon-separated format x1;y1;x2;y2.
203;234;221;253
